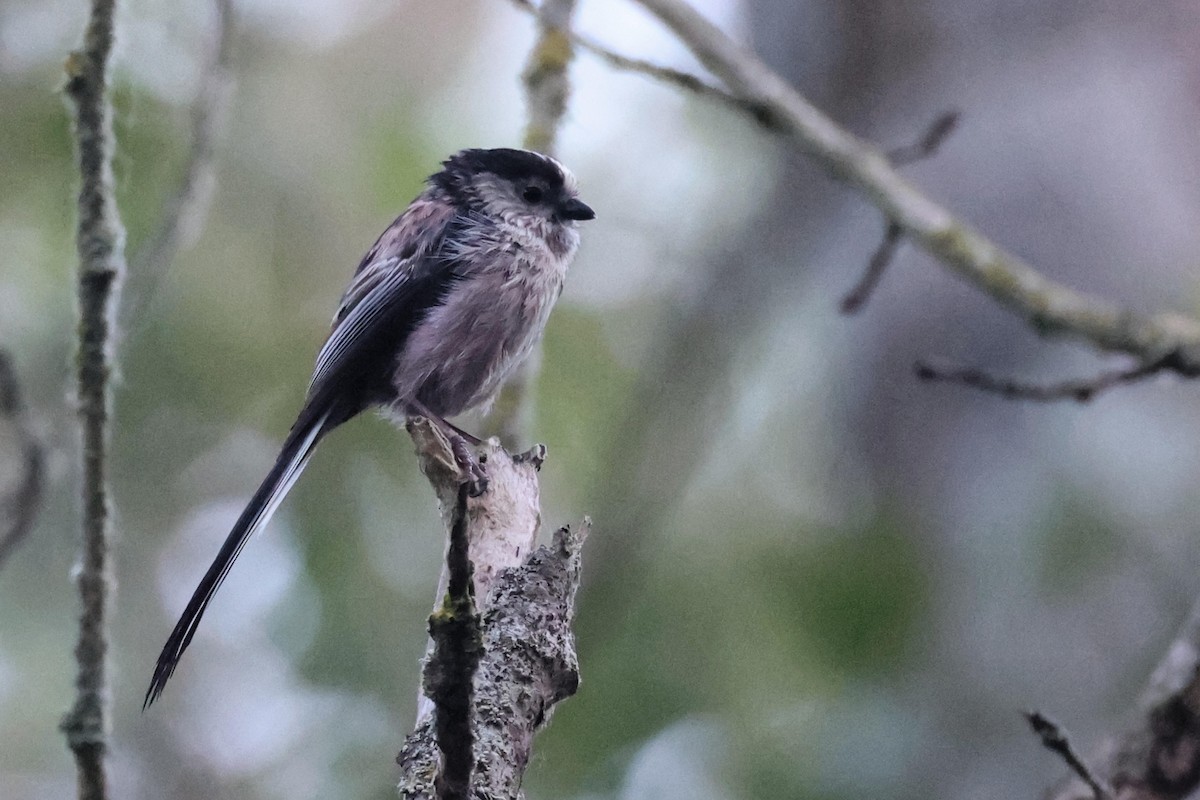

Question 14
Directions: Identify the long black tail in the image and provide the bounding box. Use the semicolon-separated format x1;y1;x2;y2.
144;406;333;708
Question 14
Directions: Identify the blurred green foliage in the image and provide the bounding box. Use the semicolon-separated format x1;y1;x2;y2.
1034;490;1122;595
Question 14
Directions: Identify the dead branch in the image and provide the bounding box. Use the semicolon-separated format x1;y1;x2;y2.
398;421;584;799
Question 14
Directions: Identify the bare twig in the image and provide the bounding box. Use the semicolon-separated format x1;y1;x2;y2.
840;221;902;314
1078;595;1200;800
0;350;45;570
886;110;960;166
506;0;734;105
913;357;1173;402
424;484;481;800
60;0;126;797
1041;595;1200;800
629;0;1200;370
841;113;958;314
125;0;233;328
1026;711;1113;800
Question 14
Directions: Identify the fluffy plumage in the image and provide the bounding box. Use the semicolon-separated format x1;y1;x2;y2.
145;148;593;707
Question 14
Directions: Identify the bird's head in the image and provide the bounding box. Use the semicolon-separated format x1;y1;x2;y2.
432;148;595;230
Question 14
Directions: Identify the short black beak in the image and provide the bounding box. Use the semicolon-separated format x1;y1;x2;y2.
558;197;595;222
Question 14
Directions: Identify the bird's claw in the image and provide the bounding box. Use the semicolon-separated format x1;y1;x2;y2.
450;436;489;496
466;464;489;497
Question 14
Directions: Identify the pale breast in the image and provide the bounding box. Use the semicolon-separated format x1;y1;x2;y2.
391;220;575;418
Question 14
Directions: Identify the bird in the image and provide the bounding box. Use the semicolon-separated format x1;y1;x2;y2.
145;147;594;707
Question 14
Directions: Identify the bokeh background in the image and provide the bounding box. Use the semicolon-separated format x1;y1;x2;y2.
4;0;1200;798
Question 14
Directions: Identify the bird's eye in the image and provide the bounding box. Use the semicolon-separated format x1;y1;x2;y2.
522;186;544;203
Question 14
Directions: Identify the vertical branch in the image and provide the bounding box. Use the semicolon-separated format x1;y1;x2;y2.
491;0;579;445
423;485;482;800
59;1;126;798
408;419;543;724
520;0;579;155
402;420;577;800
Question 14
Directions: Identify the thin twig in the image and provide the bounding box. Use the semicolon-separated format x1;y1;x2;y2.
886;110;960;166
60;0;126;797
1055;594;1200;800
913;357;1172;402
0;350;45;570
841;221;902;314
125;0;233;330
841;113;958;314
424;484;482;800
628;0;1200;370
1026;711;1113;800
506;0;735;105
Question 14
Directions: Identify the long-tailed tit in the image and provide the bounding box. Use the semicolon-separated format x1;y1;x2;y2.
145;148;594;706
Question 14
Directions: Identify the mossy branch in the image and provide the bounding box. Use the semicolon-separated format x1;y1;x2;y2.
59;1;126;798
491;0;580;446
520;0;577;160
423;484;482;800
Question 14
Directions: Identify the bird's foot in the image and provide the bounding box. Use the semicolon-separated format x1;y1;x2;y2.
450;435;489;496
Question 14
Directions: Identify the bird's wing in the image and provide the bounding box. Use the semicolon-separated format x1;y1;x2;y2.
307;198;461;403
145;198;467;707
